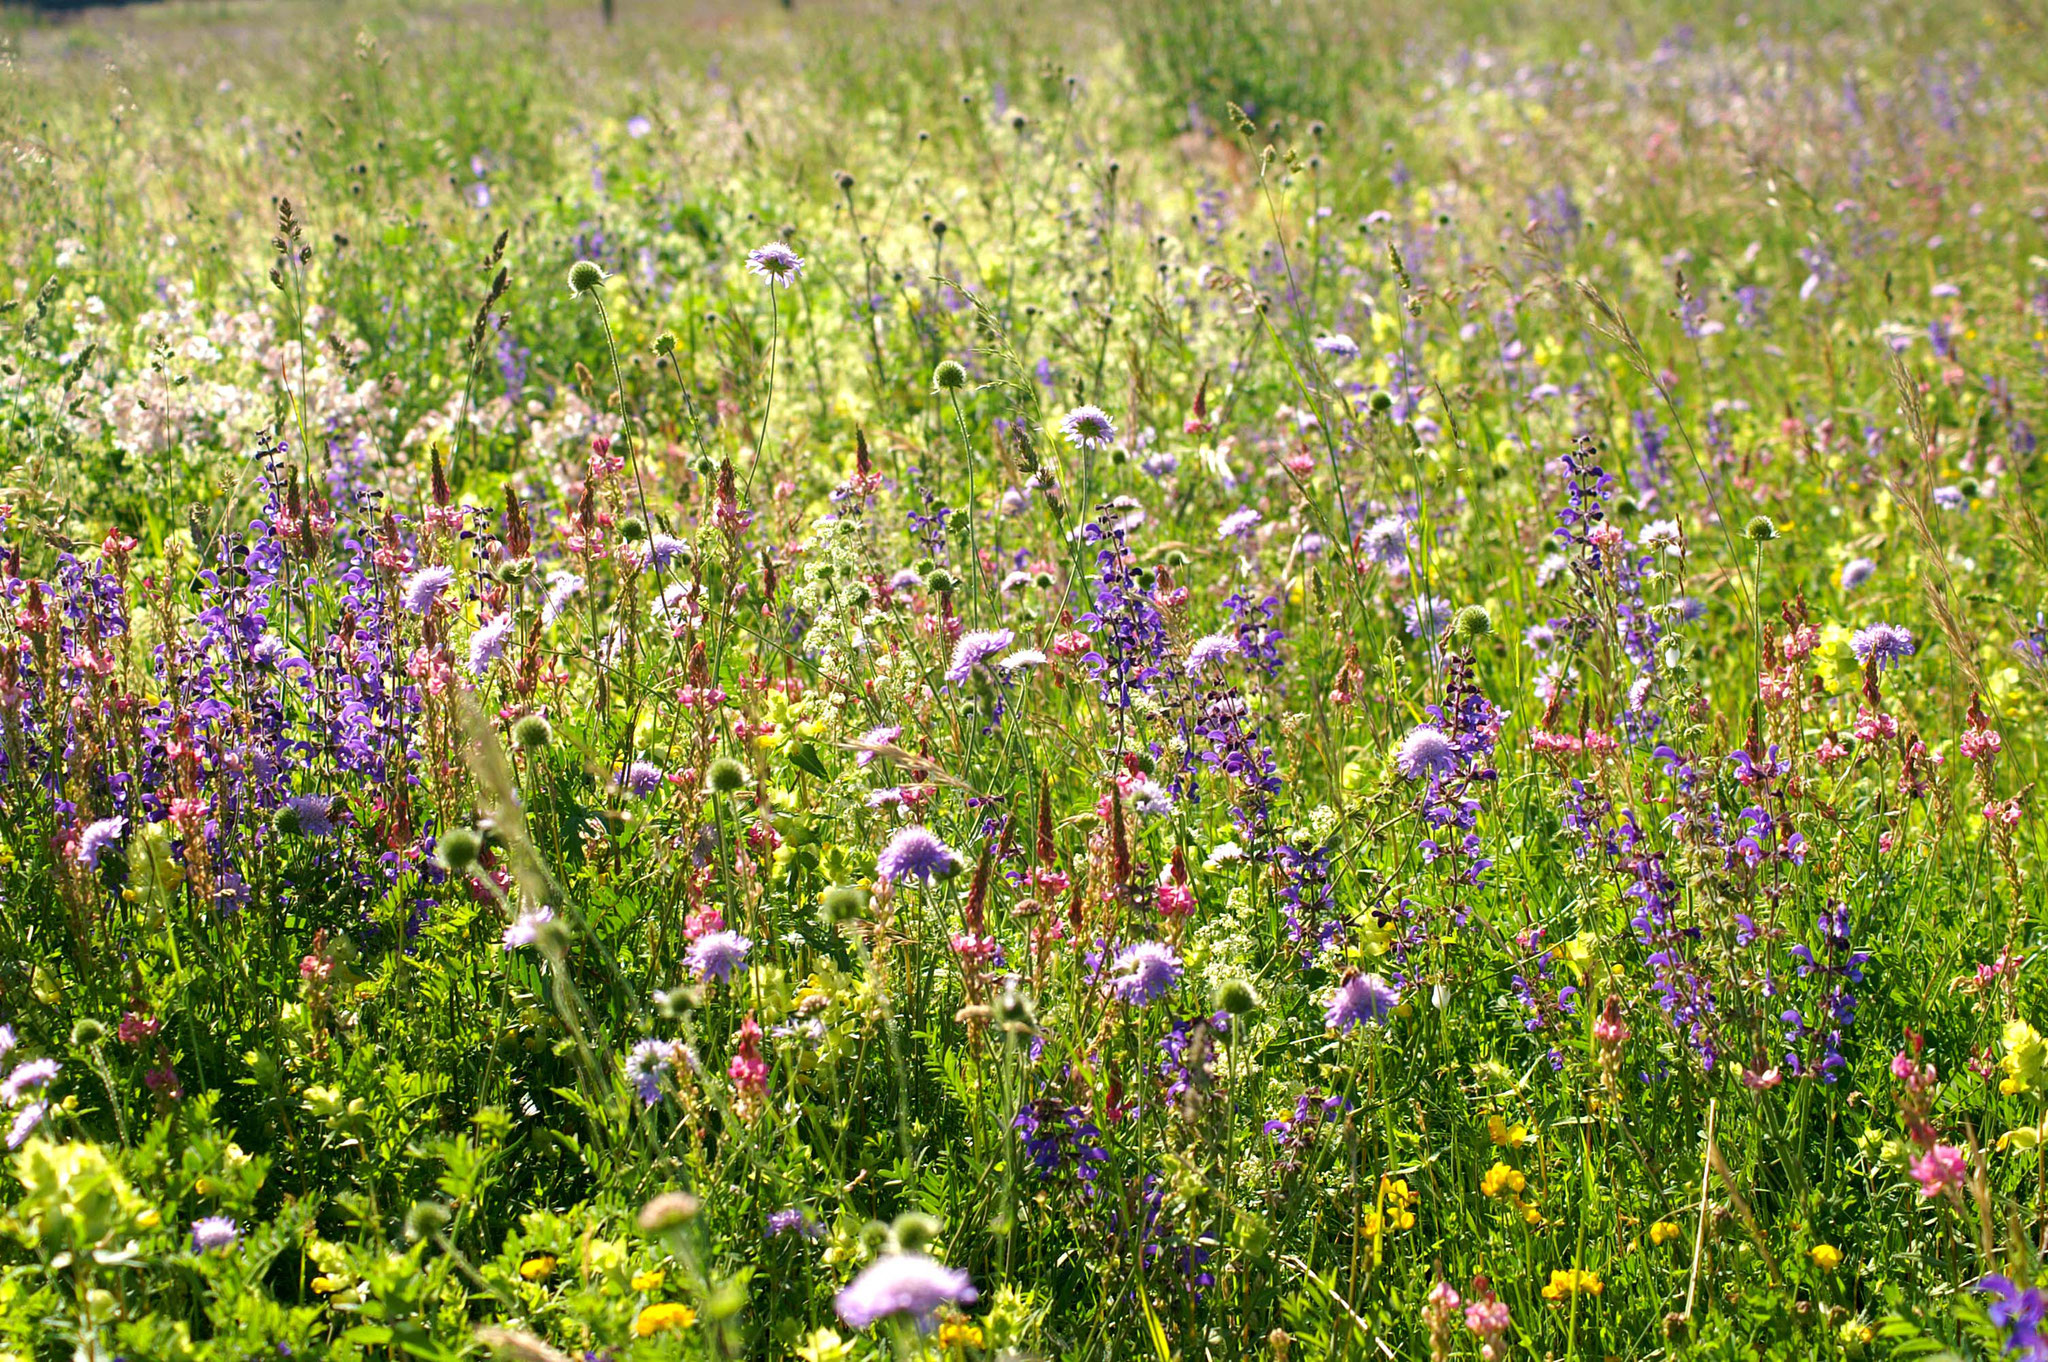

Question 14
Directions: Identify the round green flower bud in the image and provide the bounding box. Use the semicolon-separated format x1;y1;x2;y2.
1368;390;1394;414
932;359;968;392
637;1191;701;1234
405;1200;453;1243
511;714;553;751
271;804;302;837
821;884;870;923
567;259;607;296
652;331;677;358
617;516;648;543
926;569;958;594
1452;604;1493;639
1212;978;1260;1016
436;827;484;872
705;757;747;795
70;1018;106;1047
892;1212;942;1253
1744;514;1779;543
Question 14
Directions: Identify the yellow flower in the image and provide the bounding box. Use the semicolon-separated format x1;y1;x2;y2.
1487;1115;1532;1147
1541;1268;1604;1302
518;1254;557;1282
632;1302;697;1336
2001;1020;2046;1095
1649;1220;1683;1247
936;1321;984;1349
1376;1176;1418;1230
310;1275;343;1295
631;1268;667;1292
1479;1162;1526;1198
1811;1244;1843;1272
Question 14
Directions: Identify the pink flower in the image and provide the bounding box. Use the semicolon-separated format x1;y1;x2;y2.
1910;1143;1968;1198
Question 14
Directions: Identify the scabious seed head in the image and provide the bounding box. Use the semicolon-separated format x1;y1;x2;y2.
891;1212;942;1253
821;884;870;923
932;359;967;392
1744;514;1779;543
70;1018;105;1047
512;714;553;750
1368;390;1394;413
616;516;648;543
436;827;483;872
705;757;747;795
567;259;607;295
1213;978;1259;1016
1453;605;1493;639
652;331;676;357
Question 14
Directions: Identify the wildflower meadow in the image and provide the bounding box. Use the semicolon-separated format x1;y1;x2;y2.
1;0;2046;1356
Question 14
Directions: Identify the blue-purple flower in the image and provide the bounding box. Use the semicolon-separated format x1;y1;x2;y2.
77;816;126;869
945;629;1014;684
1110;941;1183;1006
687;930;752;983
745;241;805;285
876;826;960;884
1325;974;1400;1031
1059;405;1117;451
401;565;456;614
1394;725;1457;781
834;1253;977;1331
1849;621;1916;669
191;1216;240;1254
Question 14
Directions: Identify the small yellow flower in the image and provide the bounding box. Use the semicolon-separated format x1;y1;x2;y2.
1649;1220;1684;1247
519;1254;557;1282
310;1275;341;1295
1811;1243;1843;1272
1487;1115;1532;1147
631;1268;667;1292
1541;1268;1604;1302
1479;1162;1526;1198
633;1302;697;1336
936;1321;984;1349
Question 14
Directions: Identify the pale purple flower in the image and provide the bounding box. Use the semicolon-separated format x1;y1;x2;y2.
1522;622;1558;656
767;1208;822;1240
624;1040;675;1105
1325;973;1400;1031
875;826;959;884
1850;622;1917;670
2;1059;58;1106
745;241;805;286
997;648;1048;672
1110;942;1182;1006
542;569;585;625
1058;405;1116;451
77;816;126;869
501;906;553;950
1362;515;1409;566
1932;484;1966;511
469;613;514;675
646;532;688;571
1840;557;1877;590
1638;519;1684;554
946;629;1014;684
626;115;653;138
1394;725;1457;780
1186;632;1240;676
191;1216;240;1254
1402;595;1455;640
624;762;665;797
401;565;456;614
6;1101;46;1150
283;796;336;838
856;724;901;767
1313;333;1360;360
834;1253;978;1331
1216;506;1262;540
0;1027;17;1063
687;930;753;983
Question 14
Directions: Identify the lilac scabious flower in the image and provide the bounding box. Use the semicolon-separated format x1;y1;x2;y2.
1402;595;1455;640
1110;942;1183;1006
1216;506;1262;540
1523;622;1559;656
190;1216;240;1254
945;629;1014;684
77;815;126;869
1932;484;1966;510
542;569;585;625
1840;556;1877;590
834;1253;978;1331
1059;404;1117;451
1312;332;1360;360
1325;973;1400;1031
646;532;688;571
687;930;753;983
1638;519;1684;554
6;1101;46;1150
1394;725;1457;780
767;1208;822;1240
856;724;901;767
0;1027;17;1063
283;796;336;838
623;761;666;797
501;905;553;950
745;241;805;285
875;825;959;884
468;613;514;675
623;1040;675;1105
1850;621;1916;669
1;1058;58;1105
997;648;1048;672
1362;515;1409;566
626;114;653;138
1186;632;1240;676
401;565;456;614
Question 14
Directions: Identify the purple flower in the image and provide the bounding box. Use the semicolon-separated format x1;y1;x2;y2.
1110;942;1183;1006
469;613;514;675
501;906;553;950
626;115;653;138
1216;507;1262;540
945;629;1014;684
542;570;585;625
687;930;752;983
1;1058;58;1105
1394;725;1457;780
834;1253;977;1331
283;796;336;838
623;1040;674;1105
1402;595;1455;640
1932;484;1966;510
1325;974;1400;1031
401;565;456;614
1362;515;1408;566
857;724;901;767
1313;333;1360;360
1840;557;1877;590
646;532;688;571
745;241;805;286
767;1208;822;1240
191;1216;240;1254
6;1101;46;1150
623;762;666;797
77;815;126;869
1186;632;1240;676
1058;405;1117;451
876;826;960;884
1849;622;1916;669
